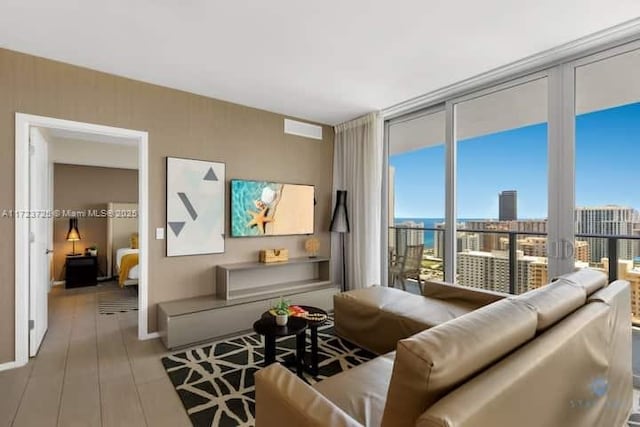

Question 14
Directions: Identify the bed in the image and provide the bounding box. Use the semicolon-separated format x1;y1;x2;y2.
116;247;139;287
106;201;139;286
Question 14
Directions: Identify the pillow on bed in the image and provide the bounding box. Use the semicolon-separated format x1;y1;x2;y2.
130;232;139;249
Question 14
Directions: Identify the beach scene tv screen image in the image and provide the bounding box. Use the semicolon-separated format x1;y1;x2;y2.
231;180;314;236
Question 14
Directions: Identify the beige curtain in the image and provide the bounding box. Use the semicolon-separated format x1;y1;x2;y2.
332;112;383;290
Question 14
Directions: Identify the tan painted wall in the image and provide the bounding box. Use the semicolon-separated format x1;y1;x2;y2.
0;48;334;364
53;164;138;280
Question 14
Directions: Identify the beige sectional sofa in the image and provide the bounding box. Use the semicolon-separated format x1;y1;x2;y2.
254;269;632;427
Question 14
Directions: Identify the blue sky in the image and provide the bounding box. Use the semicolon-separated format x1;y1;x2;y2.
391;102;640;219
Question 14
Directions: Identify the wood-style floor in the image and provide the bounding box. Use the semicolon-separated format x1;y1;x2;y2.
0;284;190;427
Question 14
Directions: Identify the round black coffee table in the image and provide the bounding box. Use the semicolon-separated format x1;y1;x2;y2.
260;306;328;376
297;306;328;376
253;316;307;377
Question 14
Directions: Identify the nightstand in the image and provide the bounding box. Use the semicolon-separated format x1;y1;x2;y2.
65;255;98;288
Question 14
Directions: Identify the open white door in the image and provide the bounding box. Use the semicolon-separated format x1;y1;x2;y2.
29;127;50;356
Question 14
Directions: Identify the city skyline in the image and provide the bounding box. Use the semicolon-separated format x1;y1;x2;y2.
391;102;640;219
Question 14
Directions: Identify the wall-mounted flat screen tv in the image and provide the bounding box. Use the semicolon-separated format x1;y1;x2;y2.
230;179;315;237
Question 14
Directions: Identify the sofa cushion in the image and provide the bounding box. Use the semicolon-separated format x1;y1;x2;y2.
422;280;507;306
334;287;477;354
515;280;586;331
313;352;396;427
381;298;538;427
588;279;629;304
255;363;362;427
556;268;607;296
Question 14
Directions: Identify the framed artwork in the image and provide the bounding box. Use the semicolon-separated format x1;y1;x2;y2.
166;157;225;256
230;179;315;237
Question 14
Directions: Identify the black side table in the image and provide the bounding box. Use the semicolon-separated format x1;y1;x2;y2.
65;255;98;288
253;316;307;378
298;305;329;376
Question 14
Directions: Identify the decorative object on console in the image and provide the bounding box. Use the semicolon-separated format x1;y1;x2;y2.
230;179;315;236
66;217;81;256
272;297;291;326
330;190;350;292
166;157;225;256
304;237;320;258
85;244;98;257
259;248;289;263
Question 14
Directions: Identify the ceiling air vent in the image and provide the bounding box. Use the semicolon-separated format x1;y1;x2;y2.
284;119;322;140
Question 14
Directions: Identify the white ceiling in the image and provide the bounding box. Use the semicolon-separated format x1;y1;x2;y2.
389;48;640;155
1;1;640;125
44;128;139;169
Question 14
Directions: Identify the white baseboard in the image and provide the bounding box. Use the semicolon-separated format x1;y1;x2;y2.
52;281;65;287
142;332;160;340
0;359;25;372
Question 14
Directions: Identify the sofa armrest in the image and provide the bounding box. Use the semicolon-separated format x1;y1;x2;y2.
255;364;363;427
421;280;508;307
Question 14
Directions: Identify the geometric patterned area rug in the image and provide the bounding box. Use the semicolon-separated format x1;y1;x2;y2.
97;286;138;315
161;321;375;427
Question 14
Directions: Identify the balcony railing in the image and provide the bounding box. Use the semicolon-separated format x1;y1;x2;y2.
389;226;640;326
389;225;640;292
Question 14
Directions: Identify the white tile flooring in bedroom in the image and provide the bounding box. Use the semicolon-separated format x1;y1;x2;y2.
0;284;191;427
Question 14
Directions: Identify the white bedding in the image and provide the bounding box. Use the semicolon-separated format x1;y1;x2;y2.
116;248;139;279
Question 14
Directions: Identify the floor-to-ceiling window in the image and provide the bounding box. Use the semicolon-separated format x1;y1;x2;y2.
574;46;640;322
453;77;549;294
388;109;445;289
385;39;640;324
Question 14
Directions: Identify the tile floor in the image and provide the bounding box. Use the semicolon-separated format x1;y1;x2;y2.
0;284;190;427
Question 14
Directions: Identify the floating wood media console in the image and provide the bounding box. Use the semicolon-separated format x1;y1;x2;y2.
216;256;331;300
158;257;337;349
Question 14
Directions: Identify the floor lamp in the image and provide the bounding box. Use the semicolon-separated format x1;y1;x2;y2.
330;190;350;292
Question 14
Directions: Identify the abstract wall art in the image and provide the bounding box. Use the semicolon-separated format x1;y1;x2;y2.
166;157;225;256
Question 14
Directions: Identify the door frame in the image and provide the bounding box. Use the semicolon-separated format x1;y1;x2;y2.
12;113;151;369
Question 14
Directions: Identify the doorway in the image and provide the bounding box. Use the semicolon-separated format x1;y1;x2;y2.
14;113;150;367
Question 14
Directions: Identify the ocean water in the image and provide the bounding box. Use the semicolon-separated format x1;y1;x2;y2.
393;218;485;248
231;180;282;236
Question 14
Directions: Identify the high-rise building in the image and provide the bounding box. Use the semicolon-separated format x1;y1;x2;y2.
462;219;547;252
433;222;479;259
457;249;588;294
601;258;640;322
574;240;590;263
515;236;547;257
497;236;589;262
394;220;425;253
529;260;548;290
576;205;640;263
457;250;532;294
499;190;517;221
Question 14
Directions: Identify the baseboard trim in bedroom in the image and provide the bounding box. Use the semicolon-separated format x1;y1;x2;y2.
143;332;160;340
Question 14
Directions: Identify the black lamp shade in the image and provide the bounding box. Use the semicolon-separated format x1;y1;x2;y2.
330;190;350;233
66;218;81;241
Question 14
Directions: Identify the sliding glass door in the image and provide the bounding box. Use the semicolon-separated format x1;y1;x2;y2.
573;44;640;322
387;108;446;291
452;76;549;294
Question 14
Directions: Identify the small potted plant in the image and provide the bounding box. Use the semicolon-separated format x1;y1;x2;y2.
87;245;98;256
273;297;290;326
